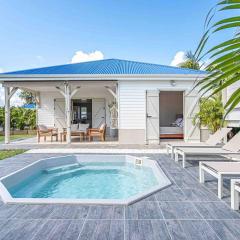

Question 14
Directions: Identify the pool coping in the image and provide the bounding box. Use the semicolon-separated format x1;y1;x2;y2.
0;154;171;205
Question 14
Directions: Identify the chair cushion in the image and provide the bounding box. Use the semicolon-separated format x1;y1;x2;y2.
79;123;89;133
71;124;79;132
38;125;48;132
99;123;106;131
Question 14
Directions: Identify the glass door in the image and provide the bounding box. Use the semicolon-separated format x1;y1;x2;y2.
72;99;92;127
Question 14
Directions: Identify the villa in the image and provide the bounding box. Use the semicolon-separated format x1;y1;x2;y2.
0;58;206;145
1;59;240;239
1;0;240;237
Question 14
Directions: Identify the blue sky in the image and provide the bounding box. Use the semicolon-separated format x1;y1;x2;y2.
0;0;233;105
0;0;228;72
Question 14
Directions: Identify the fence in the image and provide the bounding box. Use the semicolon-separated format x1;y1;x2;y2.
0;130;36;136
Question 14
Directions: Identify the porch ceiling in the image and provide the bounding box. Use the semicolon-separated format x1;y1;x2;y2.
2;80;117;92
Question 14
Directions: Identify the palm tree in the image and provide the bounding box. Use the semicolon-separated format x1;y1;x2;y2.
178;51;201;70
19;91;36;104
195;0;240;117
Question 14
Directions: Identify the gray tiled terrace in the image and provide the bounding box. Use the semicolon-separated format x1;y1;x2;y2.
0;152;240;240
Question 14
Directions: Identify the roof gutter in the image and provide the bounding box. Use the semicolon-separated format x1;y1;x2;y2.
0;74;207;82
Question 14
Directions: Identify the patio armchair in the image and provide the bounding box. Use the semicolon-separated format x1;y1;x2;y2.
37;125;58;142
87;123;106;141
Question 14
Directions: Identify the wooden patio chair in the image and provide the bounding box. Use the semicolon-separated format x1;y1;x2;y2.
87;123;106;142
37;125;58;142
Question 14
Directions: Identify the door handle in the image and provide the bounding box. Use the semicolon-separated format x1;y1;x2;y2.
147;115;152;118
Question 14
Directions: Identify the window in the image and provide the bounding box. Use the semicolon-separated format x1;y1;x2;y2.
81;107;87;120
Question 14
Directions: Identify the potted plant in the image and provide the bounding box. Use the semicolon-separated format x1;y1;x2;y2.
193;95;225;137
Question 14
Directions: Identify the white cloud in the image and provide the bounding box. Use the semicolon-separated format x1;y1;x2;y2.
71;50;104;63
170;51;187;67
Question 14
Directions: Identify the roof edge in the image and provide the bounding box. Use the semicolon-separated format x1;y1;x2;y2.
0;73;207;82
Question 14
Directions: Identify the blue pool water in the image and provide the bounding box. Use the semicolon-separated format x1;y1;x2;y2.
9;162;159;199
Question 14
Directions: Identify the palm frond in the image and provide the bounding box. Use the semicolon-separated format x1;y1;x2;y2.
220;4;240;10
194;0;240;119
218;0;240;4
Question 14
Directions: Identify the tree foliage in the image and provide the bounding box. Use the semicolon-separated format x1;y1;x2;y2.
178;51;201;70
193;95;225;133
195;0;240;118
19;91;36;104
0;107;36;130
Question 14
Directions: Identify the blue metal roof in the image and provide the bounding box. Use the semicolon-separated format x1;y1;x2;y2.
4;59;206;75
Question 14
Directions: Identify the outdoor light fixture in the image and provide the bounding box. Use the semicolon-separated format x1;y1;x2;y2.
170;80;176;87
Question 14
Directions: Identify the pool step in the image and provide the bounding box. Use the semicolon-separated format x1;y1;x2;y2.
44;163;82;174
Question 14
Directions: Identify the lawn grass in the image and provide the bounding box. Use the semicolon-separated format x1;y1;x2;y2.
0;134;36;143
0;149;26;160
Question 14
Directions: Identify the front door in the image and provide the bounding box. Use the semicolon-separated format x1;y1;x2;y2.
184;91;200;141
92;99;106;128
146;90;160;144
72;99;92;126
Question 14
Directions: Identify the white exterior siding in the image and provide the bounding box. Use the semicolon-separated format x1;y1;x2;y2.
223;82;240;127
37;87;114;127
118;80;195;130
119;84;146;129
36;79;200;144
118;80;199;144
38;92;61;127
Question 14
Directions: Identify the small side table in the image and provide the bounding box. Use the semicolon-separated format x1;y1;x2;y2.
60;131;67;142
60;131;86;142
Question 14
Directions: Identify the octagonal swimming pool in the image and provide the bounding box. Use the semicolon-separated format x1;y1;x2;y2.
0;155;171;205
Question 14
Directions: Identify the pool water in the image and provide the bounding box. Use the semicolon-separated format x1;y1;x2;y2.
9;162;159;199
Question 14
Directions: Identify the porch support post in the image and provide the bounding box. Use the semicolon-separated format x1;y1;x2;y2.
64;82;71;144
4;86;10;144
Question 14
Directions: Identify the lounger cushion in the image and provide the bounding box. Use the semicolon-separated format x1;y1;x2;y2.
203;161;240;173
206;128;231;145
177;147;232;154
222;132;240;152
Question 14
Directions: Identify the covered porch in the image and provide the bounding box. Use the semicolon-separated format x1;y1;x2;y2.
3;80;118;144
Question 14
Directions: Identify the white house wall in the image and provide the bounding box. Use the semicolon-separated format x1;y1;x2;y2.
38;91;61;127
37;87;114;128
223;82;240;127
118;80;198;144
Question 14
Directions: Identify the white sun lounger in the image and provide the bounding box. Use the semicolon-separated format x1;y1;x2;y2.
175;132;240;168
199;161;240;199
231;179;240;210
166;128;231;158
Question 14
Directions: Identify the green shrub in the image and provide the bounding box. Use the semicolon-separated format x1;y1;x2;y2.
193;96;225;134
0;107;36;130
